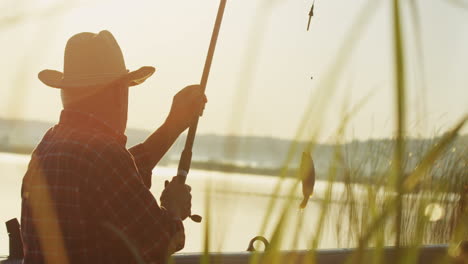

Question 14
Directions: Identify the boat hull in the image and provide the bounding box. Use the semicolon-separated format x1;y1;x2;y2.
0;245;450;264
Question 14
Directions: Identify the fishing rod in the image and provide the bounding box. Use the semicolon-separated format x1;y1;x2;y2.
174;0;228;223
307;0;315;31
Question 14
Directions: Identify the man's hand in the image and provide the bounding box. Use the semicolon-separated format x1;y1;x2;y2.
141;85;207;170
165;85;208;135
160;177;192;221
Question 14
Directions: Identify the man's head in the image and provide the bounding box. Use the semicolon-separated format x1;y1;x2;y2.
38;30;155;132
61;82;129;133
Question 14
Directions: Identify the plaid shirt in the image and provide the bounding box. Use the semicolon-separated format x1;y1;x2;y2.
21;110;184;264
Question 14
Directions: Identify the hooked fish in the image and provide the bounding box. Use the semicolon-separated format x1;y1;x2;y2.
299;151;316;209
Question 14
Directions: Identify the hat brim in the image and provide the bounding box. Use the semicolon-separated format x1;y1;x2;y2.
38;66;156;89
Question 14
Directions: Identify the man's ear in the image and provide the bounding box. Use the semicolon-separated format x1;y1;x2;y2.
114;84;129;132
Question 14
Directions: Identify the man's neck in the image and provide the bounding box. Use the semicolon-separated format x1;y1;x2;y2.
63;106;126;134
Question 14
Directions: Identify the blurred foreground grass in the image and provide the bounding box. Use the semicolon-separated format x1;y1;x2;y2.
197;0;467;263
1;0;466;263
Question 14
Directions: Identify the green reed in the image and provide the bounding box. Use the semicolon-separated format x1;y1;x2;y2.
231;0;467;264
3;0;466;263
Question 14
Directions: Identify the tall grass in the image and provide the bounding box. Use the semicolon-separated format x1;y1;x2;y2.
196;0;467;263
2;0;466;263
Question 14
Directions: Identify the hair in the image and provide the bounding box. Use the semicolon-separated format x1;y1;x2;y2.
61;87;102;108
60;81;126;109
60;82;129;133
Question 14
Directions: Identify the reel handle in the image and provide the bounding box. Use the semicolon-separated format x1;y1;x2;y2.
172;174;202;223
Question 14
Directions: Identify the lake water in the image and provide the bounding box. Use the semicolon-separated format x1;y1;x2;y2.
0;152;393;256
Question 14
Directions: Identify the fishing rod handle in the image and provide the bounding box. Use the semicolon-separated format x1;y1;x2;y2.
175;0;227;224
173;170;202;223
176;149;192;184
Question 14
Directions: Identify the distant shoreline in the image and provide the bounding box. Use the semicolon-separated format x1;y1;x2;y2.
1;128;466;191
1;149;464;193
0;146;300;178
0;147;374;185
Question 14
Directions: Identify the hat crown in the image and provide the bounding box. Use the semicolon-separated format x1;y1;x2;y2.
63;30;127;80
38;30;155;90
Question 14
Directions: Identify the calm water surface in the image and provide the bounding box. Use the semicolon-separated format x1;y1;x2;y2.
0;152;356;256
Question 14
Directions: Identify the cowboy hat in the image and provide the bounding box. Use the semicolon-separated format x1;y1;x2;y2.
38;30;155;89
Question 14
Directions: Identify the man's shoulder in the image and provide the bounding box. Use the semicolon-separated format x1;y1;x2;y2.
36;125;128;162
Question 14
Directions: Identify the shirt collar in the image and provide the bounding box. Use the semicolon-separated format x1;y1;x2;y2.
58;110;127;146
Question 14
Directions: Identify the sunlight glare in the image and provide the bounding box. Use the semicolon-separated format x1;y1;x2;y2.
0;152;30;165
424;203;445;222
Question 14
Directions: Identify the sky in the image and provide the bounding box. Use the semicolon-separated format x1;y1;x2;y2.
0;0;467;142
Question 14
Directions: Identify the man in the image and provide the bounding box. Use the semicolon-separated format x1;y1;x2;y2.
20;30;207;264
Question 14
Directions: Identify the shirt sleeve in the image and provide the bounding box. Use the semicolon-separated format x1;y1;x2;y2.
128;143;153;189
91;142;185;264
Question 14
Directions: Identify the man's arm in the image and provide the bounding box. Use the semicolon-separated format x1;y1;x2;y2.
142;121;181;170
92;143;185;263
141;84;207;170
129;85;204;222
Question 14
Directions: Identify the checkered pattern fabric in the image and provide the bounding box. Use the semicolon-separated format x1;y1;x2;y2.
21;110;184;264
